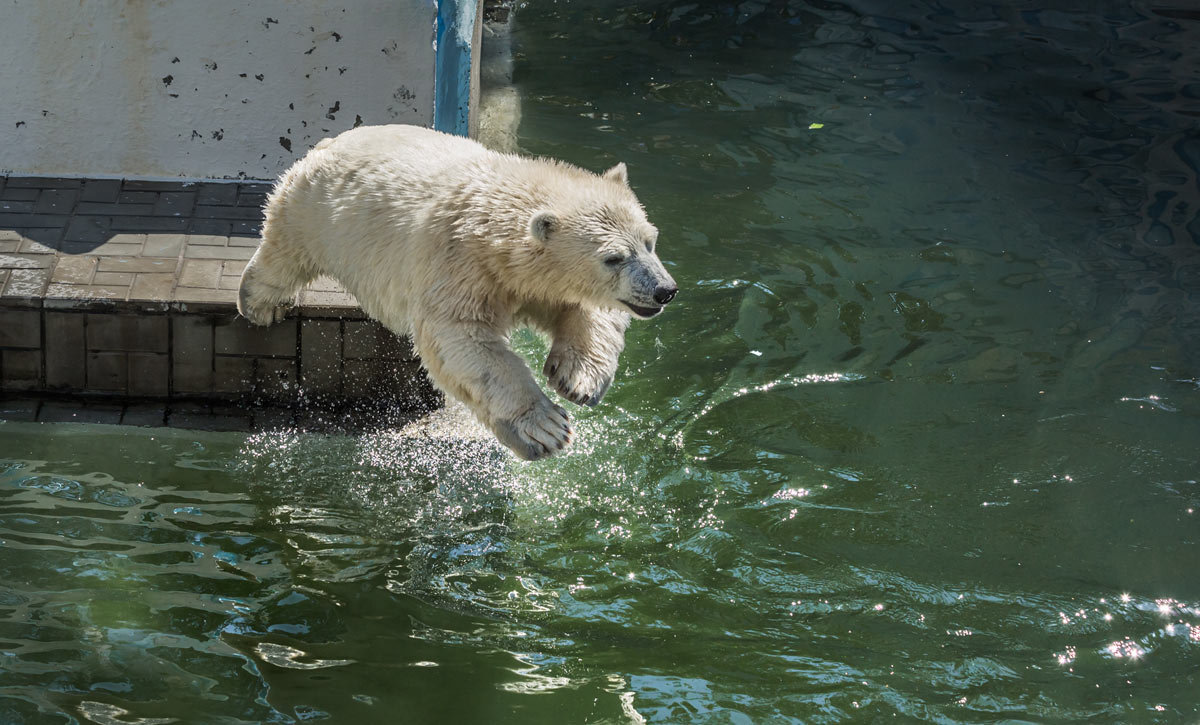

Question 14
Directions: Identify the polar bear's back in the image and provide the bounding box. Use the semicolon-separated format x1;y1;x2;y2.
316;124;487;170
286;125;488;201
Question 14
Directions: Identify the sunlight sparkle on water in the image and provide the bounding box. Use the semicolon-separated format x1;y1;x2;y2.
693;371;867;420
1106;638;1145;660
1118;395;1178;412
773;487;810;500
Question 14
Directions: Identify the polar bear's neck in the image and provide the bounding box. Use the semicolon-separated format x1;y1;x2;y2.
442;155;605;309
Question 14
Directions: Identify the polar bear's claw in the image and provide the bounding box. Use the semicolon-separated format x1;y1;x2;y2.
240;299;293;326
555;374;613;407
586;377;613;407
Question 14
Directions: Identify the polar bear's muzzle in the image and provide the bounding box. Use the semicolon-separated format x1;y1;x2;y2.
614;247;676;319
620;271;677;319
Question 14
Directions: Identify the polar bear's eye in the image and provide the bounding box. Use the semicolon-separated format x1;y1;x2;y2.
604;255;625;267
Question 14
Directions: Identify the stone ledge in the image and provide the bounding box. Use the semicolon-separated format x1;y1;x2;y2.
0;303;436;407
0;175;438;411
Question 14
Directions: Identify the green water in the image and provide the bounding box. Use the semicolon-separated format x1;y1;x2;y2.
4;1;1200;722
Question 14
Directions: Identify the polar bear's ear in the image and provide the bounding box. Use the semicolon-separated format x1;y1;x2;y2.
602;162;629;186
529;210;558;244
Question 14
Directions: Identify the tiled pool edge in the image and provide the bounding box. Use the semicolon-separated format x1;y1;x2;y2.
0;304;437;406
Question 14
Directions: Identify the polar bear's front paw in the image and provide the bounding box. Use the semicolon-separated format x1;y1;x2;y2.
493;399;573;461
543;348;615;407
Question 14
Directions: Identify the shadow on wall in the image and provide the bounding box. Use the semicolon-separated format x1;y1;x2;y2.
0;176;281;304
0;177;267;255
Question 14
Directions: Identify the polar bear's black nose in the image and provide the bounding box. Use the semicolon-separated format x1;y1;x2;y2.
654;285;678;305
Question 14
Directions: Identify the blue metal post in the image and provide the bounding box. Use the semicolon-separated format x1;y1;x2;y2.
434;0;480;137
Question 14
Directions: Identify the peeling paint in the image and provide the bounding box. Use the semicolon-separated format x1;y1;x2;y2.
0;2;438;179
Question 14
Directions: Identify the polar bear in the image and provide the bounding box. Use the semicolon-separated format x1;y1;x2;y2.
238;124;677;460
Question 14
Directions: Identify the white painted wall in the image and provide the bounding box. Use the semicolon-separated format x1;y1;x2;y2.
0;0;436;180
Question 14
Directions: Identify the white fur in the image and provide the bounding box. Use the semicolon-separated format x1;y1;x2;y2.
238;124;676;460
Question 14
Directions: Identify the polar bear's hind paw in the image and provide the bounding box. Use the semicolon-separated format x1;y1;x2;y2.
238;285;293;326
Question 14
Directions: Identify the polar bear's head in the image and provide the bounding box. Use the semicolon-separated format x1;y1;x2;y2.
528;163;677;319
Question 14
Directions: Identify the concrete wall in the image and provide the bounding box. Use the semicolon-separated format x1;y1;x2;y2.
0;1;439;180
